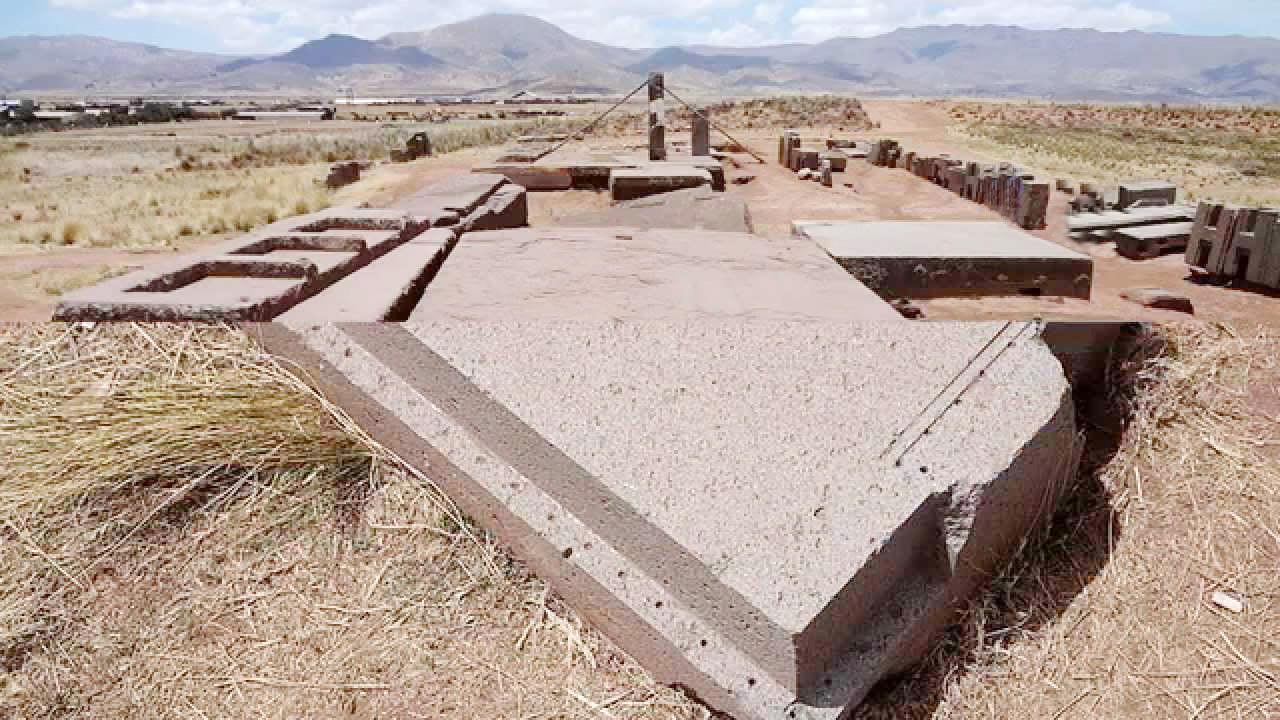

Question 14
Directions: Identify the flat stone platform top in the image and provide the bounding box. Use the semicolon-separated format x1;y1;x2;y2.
271;320;1077;720
411;227;899;321
796;220;1089;260
1066;205;1196;231
1114;221;1194;239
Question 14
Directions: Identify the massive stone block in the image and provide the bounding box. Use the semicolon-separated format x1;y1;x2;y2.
409;226;899;321
1117;181;1177;210
258;320;1081;720
556;188;753;234
277;228;457;323
1114;222;1193;260
52;208;435;321
610;165;712;201
796;220;1093;300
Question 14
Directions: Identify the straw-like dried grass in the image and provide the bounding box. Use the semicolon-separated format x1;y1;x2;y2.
0;322;703;719
857;323;1280;719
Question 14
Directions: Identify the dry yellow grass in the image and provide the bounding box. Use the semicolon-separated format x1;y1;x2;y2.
1;322;1276;720
945;102;1280;207
0;323;701;720
857;323;1280;719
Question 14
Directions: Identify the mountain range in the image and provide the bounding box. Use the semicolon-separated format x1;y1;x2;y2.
2;13;1279;102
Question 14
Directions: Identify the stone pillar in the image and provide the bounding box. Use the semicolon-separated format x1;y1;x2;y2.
692;113;710;156
648;72;666;162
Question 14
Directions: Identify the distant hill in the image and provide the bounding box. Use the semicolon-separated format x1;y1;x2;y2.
2;14;1279;101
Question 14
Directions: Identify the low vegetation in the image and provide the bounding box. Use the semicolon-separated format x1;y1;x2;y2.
2;322;1276;719
0;116;583;250
0;324;702;719
599;95;877;134
949;111;1280;206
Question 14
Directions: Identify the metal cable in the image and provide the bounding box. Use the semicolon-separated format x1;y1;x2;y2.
540;78;650;160
662;86;767;164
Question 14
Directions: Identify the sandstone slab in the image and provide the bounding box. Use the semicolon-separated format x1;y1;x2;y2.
258;320;1081;720
796;220;1093;300
410;227;898;321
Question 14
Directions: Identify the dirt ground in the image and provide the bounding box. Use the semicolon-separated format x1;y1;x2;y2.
3;100;1278;327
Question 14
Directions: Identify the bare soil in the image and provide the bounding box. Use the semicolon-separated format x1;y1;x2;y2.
4;100;1278;329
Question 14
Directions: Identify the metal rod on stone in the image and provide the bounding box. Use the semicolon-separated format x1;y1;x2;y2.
541;78;650;161
648;72;666;161
663;86;766;164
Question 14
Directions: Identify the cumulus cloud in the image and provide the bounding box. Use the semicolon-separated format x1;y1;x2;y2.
48;0;1180;53
791;0;1173;43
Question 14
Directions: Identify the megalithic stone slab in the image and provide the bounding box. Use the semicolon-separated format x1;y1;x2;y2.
797;220;1094;300
52;208;434;321
693;115;711;156
609;165;711;201
276;228;457;323
407;226;899;321
394;172;509;218
257;320;1080;720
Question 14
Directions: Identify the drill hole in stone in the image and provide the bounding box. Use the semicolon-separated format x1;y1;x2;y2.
562;547;573;559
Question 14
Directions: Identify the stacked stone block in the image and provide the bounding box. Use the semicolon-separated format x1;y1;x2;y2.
1185;202;1280;288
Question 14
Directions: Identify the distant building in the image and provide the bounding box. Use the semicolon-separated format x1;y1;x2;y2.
333;97;422;105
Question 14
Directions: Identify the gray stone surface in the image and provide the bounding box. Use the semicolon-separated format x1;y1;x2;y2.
410;226;898;321
1120;287;1194;314
1117;181;1177;210
459;184;529;232
1113;221;1193;259
796;220;1093;300
610;165;712;201
52;208;433;321
693;115;711;156
261;320;1080;720
393;173;509;217
276;228;456;323
556;188;753;233
1066;205;1197;236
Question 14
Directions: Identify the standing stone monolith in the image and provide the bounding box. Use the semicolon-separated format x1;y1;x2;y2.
692;113;710;156
648;72;666;162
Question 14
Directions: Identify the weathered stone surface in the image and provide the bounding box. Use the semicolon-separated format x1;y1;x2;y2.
1120;287;1195;314
820;151;848;172
52;208;434;321
1114;222;1193;259
796;220;1094;300
259;320;1080;720
277;228;457;323
1118;181;1177;210
459;184;529;232
610;165;712;201
1068;205;1197;241
395;173;509;216
410;226;898;321
693;115;711;156
556;188;752;234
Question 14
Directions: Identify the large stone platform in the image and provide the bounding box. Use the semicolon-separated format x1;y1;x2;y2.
796;221;1094;300
257;320;1081;720
409;227;899;321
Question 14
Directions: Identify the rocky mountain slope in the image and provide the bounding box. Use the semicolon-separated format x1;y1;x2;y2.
2;14;1278;101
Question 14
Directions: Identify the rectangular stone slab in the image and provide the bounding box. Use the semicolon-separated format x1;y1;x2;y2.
52;208;435;321
610;165;713;201
257;320;1079;720
1114;221;1193;259
797;220;1093;299
409;227;899;321
1066;205;1196;233
276;228;457;323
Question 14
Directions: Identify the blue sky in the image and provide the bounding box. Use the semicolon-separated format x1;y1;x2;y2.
5;0;1279;54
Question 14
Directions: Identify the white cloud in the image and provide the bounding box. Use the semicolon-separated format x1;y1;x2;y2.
48;0;1182;53
791;0;1172;43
